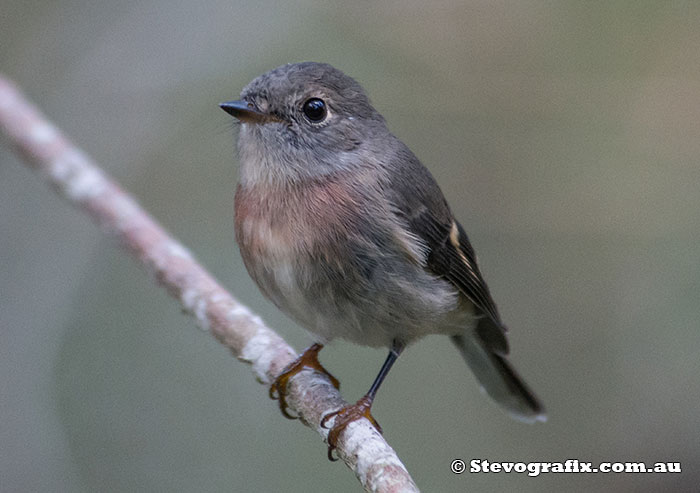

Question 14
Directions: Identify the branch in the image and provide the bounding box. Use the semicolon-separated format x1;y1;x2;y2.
0;75;419;493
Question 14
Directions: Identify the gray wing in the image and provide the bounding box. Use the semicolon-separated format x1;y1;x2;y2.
385;144;509;354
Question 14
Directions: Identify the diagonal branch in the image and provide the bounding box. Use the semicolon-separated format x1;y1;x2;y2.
0;75;419;493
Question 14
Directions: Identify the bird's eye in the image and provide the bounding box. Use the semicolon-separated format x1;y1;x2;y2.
302;98;327;122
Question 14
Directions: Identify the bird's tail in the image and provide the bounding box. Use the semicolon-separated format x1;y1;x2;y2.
451;330;546;423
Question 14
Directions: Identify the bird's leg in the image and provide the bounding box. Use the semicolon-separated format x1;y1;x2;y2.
270;343;339;419
321;340;405;461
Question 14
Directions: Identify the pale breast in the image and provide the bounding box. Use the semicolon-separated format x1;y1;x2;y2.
234;177;461;347
234;179;354;329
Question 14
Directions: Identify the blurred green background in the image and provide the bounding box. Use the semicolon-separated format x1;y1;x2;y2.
2;1;699;491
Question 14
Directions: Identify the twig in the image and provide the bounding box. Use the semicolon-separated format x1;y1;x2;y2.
0;75;419;493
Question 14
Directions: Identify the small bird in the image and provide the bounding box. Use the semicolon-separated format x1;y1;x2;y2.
221;62;545;460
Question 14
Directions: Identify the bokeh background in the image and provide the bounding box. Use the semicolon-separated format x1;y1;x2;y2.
2;1;699;491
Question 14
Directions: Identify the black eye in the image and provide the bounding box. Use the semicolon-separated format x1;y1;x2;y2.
302;98;327;122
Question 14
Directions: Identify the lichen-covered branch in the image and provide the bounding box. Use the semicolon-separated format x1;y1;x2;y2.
0;75;419;493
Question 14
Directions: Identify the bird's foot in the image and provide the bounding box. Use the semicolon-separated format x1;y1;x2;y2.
321;395;381;461
269;343;339;419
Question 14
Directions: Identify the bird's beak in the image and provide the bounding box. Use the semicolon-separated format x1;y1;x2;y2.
219;100;280;124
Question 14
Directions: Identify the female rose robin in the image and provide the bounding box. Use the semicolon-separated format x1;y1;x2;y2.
221;62;545;460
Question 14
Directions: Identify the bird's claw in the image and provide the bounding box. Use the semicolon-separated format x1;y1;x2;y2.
321;395;381;461
269;343;339;420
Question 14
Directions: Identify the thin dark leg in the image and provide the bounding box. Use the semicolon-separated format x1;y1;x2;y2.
366;339;405;400
321;339;406;461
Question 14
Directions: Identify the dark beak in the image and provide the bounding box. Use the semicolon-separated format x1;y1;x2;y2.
219;100;279;124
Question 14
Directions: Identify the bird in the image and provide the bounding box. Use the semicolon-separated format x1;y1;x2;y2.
220;61;545;460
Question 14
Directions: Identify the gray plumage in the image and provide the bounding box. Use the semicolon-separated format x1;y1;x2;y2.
227;61;545;423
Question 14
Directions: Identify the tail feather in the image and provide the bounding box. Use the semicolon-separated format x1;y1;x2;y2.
451;333;546;423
